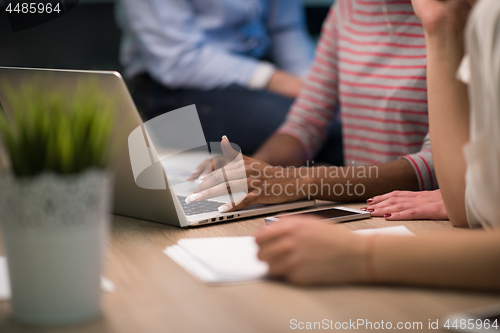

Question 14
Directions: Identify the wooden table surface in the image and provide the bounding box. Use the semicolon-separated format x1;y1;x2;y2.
1;202;499;333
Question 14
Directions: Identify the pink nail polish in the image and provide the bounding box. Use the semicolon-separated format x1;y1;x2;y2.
367;198;374;203
384;214;392;218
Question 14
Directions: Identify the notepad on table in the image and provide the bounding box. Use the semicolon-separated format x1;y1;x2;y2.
165;236;268;284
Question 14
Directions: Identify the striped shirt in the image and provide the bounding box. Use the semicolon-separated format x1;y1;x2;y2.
278;0;437;190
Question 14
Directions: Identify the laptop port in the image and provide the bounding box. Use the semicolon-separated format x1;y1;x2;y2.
211;218;216;221
218;217;224;221
227;215;234;219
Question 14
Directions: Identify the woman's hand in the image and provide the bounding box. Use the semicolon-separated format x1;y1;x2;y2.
410;0;471;35
185;136;310;212
187;155;229;181
255;216;368;285
363;189;448;221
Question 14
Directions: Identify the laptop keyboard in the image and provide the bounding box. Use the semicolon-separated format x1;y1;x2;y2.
177;196;224;216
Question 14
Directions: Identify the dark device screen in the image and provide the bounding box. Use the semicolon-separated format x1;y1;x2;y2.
293;208;361;220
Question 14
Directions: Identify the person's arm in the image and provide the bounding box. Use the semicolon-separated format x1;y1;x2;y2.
374;229;500;290
411;0;472;227
187;137;419;212
266;0;314;77
253;133;307;167
255;6;340;166
310;132;436;203
255;216;500;290
118;0;289;92
265;71;303;99
255;133;424;201
302;159;419;202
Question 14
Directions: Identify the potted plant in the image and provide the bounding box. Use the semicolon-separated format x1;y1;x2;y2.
0;80;116;325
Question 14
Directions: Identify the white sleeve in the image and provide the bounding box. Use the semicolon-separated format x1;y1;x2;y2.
248;62;276;90
463;0;500;229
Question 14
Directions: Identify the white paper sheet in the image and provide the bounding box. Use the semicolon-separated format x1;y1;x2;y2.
352;225;415;236
164;226;415;284
0;256;115;301
165;236;268;284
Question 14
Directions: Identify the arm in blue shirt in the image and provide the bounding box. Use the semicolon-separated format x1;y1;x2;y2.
119;0;259;90
118;0;313;90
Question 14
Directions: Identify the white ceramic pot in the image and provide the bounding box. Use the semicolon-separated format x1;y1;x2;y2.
0;169;111;326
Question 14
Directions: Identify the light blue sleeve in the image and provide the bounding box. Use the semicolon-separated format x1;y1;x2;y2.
119;0;260;90
266;0;314;77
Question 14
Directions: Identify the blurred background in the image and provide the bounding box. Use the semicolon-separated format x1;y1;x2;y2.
0;0;333;72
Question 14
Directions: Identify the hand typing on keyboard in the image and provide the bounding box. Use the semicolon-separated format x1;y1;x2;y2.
184;136;308;213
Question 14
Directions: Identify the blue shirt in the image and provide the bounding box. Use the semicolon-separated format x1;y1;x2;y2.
116;0;314;90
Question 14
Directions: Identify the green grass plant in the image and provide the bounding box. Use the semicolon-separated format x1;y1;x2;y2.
0;79;116;177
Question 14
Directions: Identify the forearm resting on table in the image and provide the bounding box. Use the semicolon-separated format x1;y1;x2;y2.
373;229;500;291
303;158;420;202
253;133;307;167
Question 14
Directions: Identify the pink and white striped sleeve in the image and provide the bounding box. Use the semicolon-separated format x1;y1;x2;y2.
277;6;339;160
402;133;438;190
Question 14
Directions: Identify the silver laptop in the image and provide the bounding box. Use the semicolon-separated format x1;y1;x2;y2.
0;67;316;227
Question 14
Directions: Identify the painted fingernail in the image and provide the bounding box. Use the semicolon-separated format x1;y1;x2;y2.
218;205;230;213
188;193;202;203
361;208;374;212
222;135;229;141
384;214;392;218
185;197;191;204
367;198;374;203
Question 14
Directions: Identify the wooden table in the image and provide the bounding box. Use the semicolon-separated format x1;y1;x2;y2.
1;202;499;333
